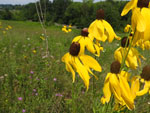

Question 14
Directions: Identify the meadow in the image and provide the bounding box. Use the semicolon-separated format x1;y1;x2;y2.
0;20;150;113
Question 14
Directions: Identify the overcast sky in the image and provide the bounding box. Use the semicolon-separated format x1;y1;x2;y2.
0;0;102;5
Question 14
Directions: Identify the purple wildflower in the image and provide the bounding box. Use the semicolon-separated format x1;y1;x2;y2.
22;109;26;113
53;78;57;81
33;89;36;92
55;93;63;97
18;97;22;101
30;71;34;74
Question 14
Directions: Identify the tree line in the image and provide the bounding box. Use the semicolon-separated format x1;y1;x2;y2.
0;0;131;30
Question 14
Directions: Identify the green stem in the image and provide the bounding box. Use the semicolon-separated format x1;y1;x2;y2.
120;28;136;70
72;83;76;113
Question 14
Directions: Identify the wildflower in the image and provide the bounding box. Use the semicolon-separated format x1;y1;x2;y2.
33;89;37;92
121;0;150;45
32;50;36;54
136;65;150;96
55;93;63;97
62;40;102;90
124;24;131;33
23;55;27;59
8;25;12;29
62;25;72;33
101;61;134;110
3;31;6;34
88;9;120;43
30;70;34;74
40;36;45;40
22;109;26;113
72;28;103;57
18;97;23;101
53;78;57;81
5;28;9;30
114;37;146;69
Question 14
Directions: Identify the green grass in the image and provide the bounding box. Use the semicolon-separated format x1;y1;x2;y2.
0;20;150;113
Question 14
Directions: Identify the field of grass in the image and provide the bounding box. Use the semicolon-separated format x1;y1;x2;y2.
0;20;150;113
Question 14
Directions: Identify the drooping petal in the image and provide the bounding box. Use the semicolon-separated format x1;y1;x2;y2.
131;76;140;99
114;47;122;64
85;38;96;55
74;57;90;90
141;8;150;41
119;76;134;110
79;54;102;72
109;74;123;104
102;73;112;103
136;87;149;96
66;62;76;82
102;20;117;43
121;0;138;16
131;8;146;32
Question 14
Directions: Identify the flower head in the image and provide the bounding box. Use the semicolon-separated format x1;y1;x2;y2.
18;97;23;101
141;65;150;81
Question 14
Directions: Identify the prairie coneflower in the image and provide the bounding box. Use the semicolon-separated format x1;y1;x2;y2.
114;37;145;69
136;65;150;96
88;9;120;43
62;41;102;90
72;28;103;57
101;61;134;110
121;0;150;45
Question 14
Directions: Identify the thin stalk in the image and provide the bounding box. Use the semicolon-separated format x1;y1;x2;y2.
120;28;136;70
72;83;76;113
35;1;49;58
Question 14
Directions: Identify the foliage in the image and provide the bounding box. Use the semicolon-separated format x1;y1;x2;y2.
0;1;131;30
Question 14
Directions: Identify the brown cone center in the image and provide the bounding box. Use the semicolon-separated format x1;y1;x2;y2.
110;61;121;74
69;42;80;56
141;65;150;81
96;9;104;20
81;28;89;37
137;0;149;8
121;37;129;48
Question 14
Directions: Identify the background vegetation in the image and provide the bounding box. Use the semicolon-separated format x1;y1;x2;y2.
0;0;131;30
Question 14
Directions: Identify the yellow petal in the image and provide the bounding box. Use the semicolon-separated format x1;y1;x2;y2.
119;76;134;110
132;8;146;32
102;73;112;103
79;54;102;72
141;8;150;41
109;74;123;104
61;53;70;62
66;62;75;82
131;76;140;99
136;87;149;96
85;38;96;54
114;47;122;64
102;20;117;43
74;57;90;90
121;0;138;16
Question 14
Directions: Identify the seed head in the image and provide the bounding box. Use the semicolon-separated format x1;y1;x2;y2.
110;61;121;74
81;28;89;37
69;42;80;56
137;0;149;8
121;37;129;48
140;65;150;81
96;9;105;20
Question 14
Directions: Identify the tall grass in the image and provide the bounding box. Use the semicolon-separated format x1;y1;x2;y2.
0;20;150;113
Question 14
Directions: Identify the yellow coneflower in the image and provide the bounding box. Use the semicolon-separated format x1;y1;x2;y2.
32;50;37;54
72;28;103;57
88;9;120;43
62;40;102;90
5;28;9;30
124;24;131;33
3;31;6;34
121;0;150;45
136;65;150;96
114;37;146;69
101;61;134;110
8;25;12;29
40;36;45;41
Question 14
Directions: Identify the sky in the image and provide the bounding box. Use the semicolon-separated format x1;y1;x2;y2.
0;0;101;5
